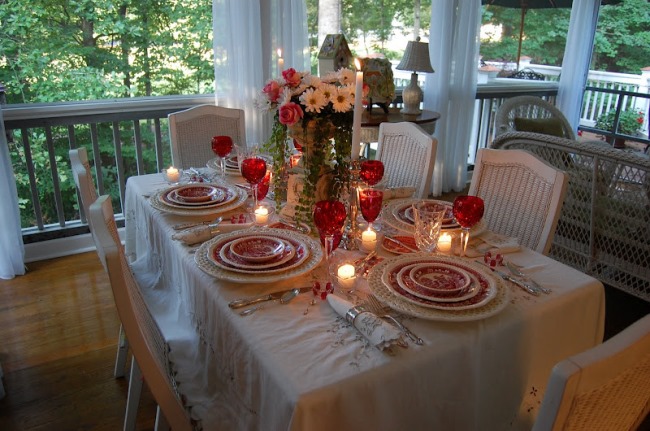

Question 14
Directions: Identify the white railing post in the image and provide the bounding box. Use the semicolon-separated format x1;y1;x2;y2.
637;67;650;136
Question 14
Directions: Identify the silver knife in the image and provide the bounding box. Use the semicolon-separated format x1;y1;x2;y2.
493;268;540;296
228;286;312;309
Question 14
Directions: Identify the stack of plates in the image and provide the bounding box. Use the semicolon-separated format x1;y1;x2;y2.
367;254;510;322
195;228;323;283
150;183;247;216
384;199;462;232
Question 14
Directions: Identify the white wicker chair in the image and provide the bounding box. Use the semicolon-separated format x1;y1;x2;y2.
89;195;198;431
69;147;130;379
496;96;576;140
469;148;568;255
168;104;246;169
532;314;650;431
376;122;437;199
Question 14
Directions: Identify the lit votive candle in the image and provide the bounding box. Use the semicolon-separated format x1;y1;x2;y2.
361;228;377;252
337;263;356;290
254;206;269;224
437;232;453;253
289;153;302;168
165;166;180;183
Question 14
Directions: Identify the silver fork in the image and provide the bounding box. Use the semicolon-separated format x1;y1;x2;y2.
505;261;551;294
364;295;424;345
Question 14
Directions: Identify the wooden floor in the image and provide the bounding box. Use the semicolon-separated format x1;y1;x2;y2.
0;252;157;430
0;249;648;430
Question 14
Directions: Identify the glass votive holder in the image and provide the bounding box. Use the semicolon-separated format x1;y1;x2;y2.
162;166;183;185
436;232;453;254
328;251;358;292
360;228;378;253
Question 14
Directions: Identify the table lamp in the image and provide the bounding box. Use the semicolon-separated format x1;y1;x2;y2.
396;37;434;115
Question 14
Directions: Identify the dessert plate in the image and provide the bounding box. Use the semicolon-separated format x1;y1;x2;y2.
381;235;417;254
220;240;296;270
396;263;479;303
229;236;286;263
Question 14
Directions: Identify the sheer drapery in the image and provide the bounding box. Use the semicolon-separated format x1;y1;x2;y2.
0;106;25;279
212;0;309;145
423;0;481;196
557;0;601;132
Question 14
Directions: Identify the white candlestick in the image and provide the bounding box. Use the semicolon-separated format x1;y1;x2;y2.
437;232;452;253
165;166;180;183
351;58;363;161
361;228;377;252
254;207;269;224
277;49;284;74
337;264;356;290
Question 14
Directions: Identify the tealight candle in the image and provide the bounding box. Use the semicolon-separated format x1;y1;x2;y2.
290;153;302;168
361;228;377;252
165;166;180;183
437;232;452;253
337;263;356;290
254;206;269;224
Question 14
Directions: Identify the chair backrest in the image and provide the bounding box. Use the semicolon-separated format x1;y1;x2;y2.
89;195;194;431
469;148;568;255
168;104;246;169
532;314;650;431
496;96;576;140
376;122;437;199
69;147;98;223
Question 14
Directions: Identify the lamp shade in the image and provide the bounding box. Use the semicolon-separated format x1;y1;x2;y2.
396;39;434;73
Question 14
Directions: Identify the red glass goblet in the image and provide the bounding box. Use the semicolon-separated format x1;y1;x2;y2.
452;195;485;257
211;136;234;177
360;160;385;186
255;169;272;201
313;200;347;261
358;186;384;231
241;157;267;210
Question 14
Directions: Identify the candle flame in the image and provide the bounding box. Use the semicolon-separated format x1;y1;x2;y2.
354;58;361;71
277;48;282;58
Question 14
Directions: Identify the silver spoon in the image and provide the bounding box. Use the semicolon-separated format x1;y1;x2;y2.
505;261;550;294
239;288;300;316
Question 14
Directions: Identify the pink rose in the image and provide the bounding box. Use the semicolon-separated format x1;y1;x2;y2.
278;102;304;126
262;80;281;103
282;68;302;88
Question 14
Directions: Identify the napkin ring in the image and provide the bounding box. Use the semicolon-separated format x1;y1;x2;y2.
345;306;364;325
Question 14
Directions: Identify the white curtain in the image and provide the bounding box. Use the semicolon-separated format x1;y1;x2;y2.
0;106;25;279
423;0;482;196
556;0;601;132
212;0;309;146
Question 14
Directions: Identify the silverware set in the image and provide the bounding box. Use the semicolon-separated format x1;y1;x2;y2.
476;259;550;296
362;295;424;345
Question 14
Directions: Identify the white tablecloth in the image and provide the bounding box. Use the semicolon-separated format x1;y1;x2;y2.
124;173;605;431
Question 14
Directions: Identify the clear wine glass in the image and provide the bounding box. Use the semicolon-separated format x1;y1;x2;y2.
240;156;267;211
313;200;347;262
452;195;485;257
359;160;384;186
211;135;234;177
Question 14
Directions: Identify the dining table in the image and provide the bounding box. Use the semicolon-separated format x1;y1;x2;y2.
124;169;605;431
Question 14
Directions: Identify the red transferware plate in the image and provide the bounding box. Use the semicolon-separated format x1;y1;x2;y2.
174;184;220;202
229;236;285;262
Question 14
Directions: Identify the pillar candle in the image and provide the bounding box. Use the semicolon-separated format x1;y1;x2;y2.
254;206;269;224
351;58;363;161
361;228;377;252
337;264;356;290
277;49;284;74
165;166;180;183
437;232;452;253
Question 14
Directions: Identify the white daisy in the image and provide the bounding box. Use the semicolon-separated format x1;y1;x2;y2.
305;75;322;88
337;68;355;85
321;71;339;84
331;86;353;112
319;83;337;104
279;88;293;106
254;93;272;112
299;88;327;113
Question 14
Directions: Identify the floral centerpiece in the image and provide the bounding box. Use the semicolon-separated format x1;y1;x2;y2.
258;67;357;222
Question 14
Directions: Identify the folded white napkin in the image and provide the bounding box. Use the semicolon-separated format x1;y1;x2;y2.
327;294;404;351
463;231;521;257
383;186;416;200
